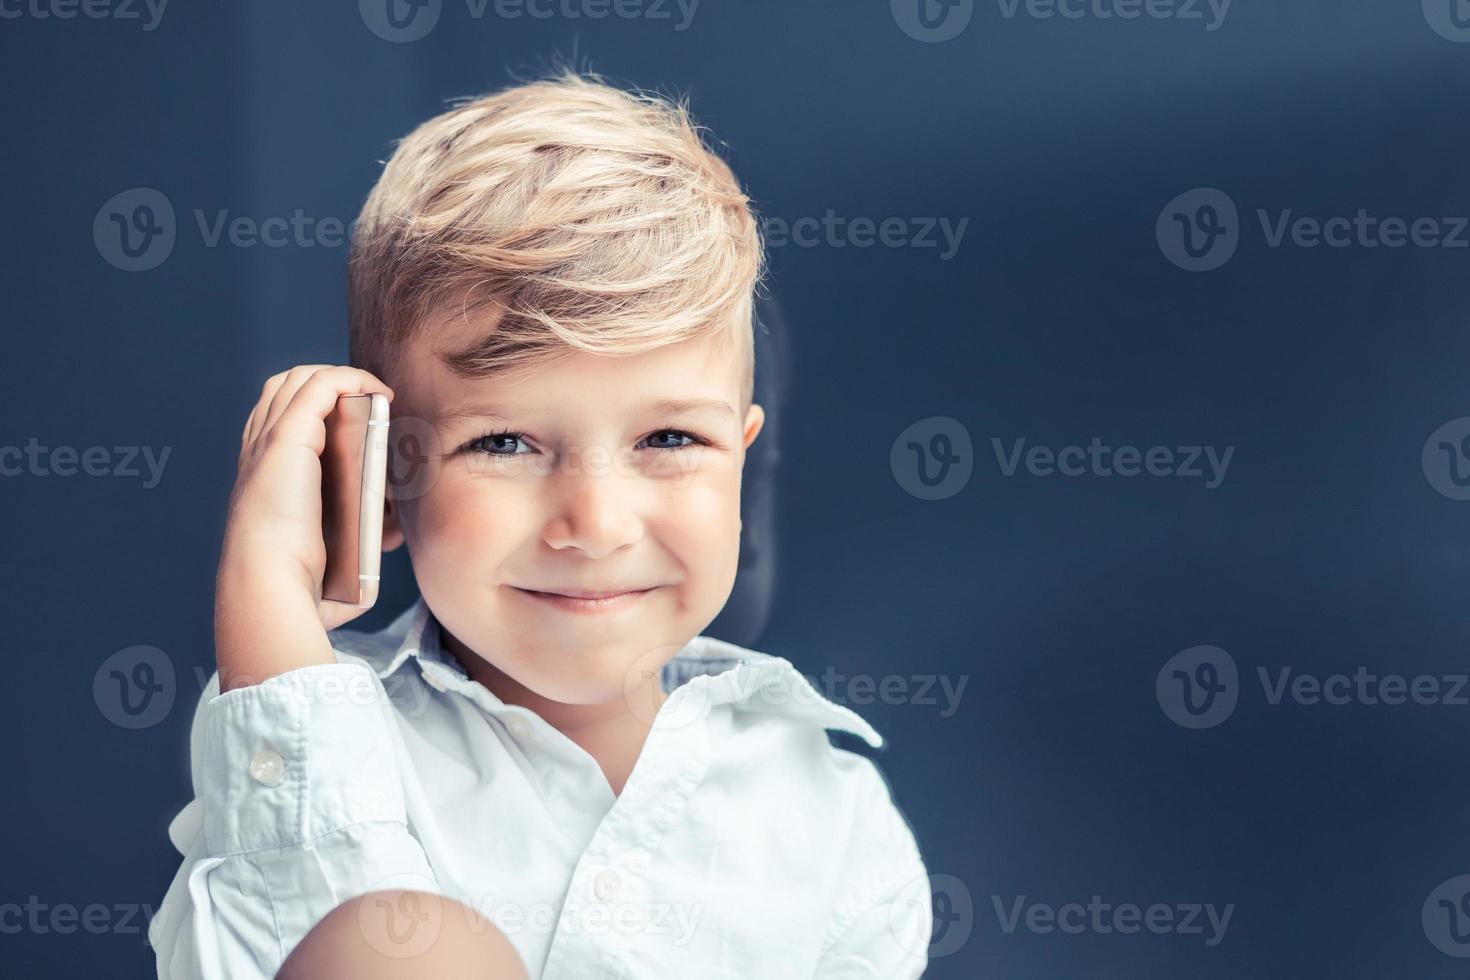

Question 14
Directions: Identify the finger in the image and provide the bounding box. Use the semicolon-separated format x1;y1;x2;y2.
240;404;259;471
267;366;395;456
244;368;297;450
259;364;336;442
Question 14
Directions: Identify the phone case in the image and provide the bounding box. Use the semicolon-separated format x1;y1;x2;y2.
320;392;389;607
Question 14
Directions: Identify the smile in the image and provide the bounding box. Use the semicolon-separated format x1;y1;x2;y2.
509;586;659;615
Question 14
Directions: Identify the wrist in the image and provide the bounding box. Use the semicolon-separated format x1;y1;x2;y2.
214;556;334;692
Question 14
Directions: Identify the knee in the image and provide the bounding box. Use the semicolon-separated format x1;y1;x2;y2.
277;889;529;980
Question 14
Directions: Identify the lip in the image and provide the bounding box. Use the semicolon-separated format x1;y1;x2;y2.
509;585;660;615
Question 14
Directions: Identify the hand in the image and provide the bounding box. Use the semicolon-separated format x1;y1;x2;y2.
214;365;395;690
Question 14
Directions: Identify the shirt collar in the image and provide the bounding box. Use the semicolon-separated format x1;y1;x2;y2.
367;596;885;749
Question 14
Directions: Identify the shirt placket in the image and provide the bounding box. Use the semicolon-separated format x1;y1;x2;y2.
540;682;714;980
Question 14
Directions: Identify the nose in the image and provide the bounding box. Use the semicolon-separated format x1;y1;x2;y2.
541;447;644;558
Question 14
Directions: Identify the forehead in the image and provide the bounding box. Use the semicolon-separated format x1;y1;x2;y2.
394;310;742;418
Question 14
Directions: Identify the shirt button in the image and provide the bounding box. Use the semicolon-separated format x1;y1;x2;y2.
248;748;285;787
593;869;622;902
505;715;532;741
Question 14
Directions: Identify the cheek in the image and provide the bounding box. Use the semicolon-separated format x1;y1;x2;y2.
408;466;745;566
659;472;743;559
410;479;536;566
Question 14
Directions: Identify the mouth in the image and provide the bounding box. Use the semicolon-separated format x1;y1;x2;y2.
508;585;661;615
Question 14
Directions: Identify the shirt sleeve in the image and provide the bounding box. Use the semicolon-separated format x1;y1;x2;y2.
149;661;438;980
812;752;934;980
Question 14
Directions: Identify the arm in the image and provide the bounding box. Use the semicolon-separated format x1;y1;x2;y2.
214;364;398;692
150;662;439;980
812;752;935;980
812;855;933;980
151;365;434;978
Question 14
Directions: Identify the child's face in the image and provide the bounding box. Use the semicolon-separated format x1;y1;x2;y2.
383;319;764;706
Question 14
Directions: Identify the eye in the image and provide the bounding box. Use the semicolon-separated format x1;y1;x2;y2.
640;428;707;452
459;426;710;458
463;430;532;456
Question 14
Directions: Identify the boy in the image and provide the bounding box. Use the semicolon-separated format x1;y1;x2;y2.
149;70;932;979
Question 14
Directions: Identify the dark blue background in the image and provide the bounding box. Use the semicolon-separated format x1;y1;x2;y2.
5;0;1470;976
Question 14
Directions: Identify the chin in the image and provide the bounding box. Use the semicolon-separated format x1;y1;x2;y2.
525;670;632;706
489;644;634;703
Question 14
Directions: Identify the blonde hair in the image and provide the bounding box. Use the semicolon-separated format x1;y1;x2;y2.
347;69;764;412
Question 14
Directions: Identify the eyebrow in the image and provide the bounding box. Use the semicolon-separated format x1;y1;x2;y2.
429;397;736;427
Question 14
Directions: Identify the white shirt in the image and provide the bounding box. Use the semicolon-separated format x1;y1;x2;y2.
148;597;932;979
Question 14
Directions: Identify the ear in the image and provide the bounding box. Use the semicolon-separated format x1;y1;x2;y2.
381;497;406;552
741;403;766;450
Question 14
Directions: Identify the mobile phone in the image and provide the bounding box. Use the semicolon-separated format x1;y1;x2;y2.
320;392;390;608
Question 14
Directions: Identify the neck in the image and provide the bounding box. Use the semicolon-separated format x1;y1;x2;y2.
441;629;666;797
